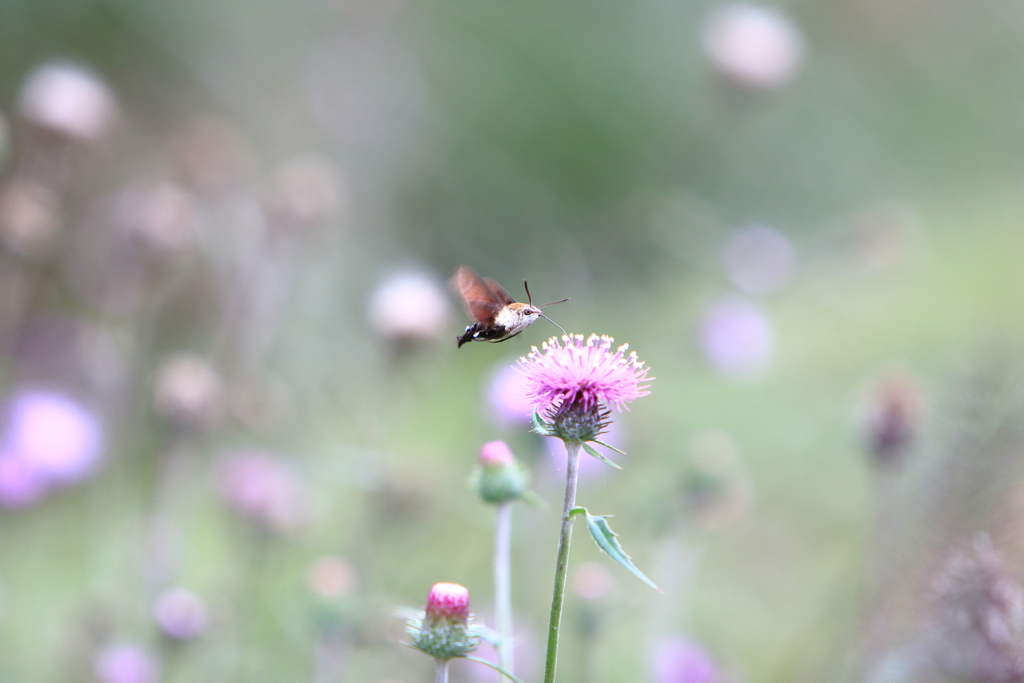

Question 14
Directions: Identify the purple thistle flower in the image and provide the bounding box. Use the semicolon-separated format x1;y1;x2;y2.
519;334;652;417
518;334;651;446
651;637;720;683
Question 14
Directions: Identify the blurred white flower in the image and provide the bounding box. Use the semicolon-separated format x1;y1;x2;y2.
17;63;119;141
266;153;348;230
153;355;224;427
698;296;774;377
153;587;208;640
723;224;795;296
369;271;451;343
702;4;805;90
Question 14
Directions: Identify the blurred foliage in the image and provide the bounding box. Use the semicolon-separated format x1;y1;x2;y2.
0;0;1023;682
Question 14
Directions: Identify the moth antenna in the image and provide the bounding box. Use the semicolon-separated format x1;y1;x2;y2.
523;280;534;306
539;297;570;308
540;314;566;335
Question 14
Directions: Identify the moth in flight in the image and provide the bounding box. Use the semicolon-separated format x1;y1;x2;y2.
452;266;568;348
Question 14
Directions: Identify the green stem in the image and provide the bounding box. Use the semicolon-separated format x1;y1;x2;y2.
543;441;582;683
495;501;515;678
436;658;451;683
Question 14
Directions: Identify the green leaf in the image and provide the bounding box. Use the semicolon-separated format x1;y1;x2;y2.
592;439;626;455
460;655;526;683
582;442;622;470
584;512;662;592
530;412;552;436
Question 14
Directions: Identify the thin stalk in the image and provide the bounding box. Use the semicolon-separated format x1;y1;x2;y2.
435;658;451;683
495;501;515;678
543;441;582;683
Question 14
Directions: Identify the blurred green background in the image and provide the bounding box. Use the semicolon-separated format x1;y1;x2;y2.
1;0;1024;681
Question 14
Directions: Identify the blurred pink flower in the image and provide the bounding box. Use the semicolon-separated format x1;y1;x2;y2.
723;225;795;296
698;297;774;377
0;390;102;503
518;334;652;417
219;451;304;533
94;644;160;683
486;362;535;426
702;3;805;90
651;637;720;683
153;587;208;640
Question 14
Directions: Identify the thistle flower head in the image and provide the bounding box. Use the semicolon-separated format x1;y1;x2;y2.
518;334;651;443
407;582;480;660
473;441;528;504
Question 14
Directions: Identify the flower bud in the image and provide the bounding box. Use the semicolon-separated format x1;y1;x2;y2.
407;582;479;660
862;369;925;467
472;441;529;505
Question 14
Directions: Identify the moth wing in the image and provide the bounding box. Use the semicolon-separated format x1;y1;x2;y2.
452;266;503;325
483;277;516;306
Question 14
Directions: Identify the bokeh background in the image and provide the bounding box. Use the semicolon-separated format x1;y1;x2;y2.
2;0;1024;681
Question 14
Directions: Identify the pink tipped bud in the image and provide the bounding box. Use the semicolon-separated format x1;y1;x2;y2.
479;441;514;467
473;442;529;505
425;582;470;625
408;582;479;660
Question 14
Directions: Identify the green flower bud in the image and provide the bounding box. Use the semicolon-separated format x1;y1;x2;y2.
471;441;528;505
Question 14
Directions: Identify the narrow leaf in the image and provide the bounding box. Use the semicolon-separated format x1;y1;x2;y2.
592;439;626;455
582;442;623;470
584;512;662;592
460;655;526;683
